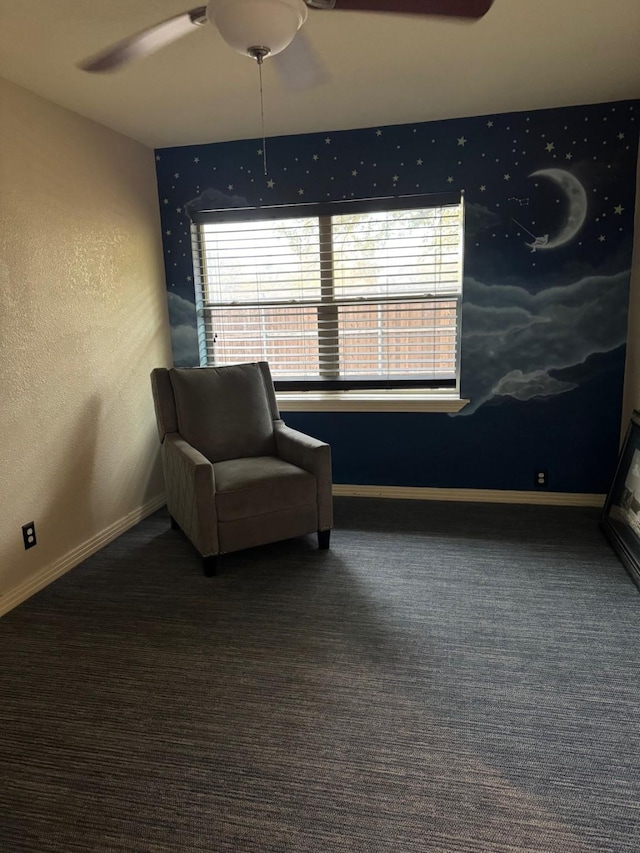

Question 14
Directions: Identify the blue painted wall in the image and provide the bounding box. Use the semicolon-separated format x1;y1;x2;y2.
155;100;639;493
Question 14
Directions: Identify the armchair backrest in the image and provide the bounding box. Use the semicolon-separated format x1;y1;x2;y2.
151;362;281;463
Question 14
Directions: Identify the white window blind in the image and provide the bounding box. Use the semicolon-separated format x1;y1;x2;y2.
191;194;464;390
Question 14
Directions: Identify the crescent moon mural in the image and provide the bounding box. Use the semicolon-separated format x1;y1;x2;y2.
522;168;588;252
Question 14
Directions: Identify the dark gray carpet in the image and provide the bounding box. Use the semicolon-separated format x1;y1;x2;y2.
1;498;639;852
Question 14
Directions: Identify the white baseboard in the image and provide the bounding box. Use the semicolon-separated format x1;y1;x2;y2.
332;484;605;508
0;495;166;618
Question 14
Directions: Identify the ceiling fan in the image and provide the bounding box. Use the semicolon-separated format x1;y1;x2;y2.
79;0;494;84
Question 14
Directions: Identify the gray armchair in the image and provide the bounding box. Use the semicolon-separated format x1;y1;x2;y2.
150;362;333;576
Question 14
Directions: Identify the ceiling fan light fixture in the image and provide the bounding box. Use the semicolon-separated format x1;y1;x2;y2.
208;0;308;58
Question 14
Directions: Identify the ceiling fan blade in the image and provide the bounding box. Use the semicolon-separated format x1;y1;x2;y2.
310;0;493;19
271;30;329;91
79;6;208;73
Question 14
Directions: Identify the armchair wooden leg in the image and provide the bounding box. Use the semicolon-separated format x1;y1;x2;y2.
318;529;331;550
203;556;218;577
170;515;180;531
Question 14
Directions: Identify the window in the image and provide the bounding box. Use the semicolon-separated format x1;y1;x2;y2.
190;193;465;406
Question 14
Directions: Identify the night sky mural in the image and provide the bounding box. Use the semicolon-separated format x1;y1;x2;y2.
155;100;639;494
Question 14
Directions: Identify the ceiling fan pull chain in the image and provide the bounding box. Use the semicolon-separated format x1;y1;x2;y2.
248;47;270;174
257;55;268;175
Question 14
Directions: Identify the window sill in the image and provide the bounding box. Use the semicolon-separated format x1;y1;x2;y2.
276;391;469;413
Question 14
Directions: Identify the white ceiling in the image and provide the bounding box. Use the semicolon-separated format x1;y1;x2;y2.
1;0;639;150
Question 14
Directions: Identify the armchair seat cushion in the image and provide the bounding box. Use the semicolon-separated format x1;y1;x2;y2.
213;456;316;522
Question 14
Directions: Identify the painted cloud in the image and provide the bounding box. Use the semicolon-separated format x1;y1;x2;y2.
459;269;630;415
167;293;199;367
492;369;576;401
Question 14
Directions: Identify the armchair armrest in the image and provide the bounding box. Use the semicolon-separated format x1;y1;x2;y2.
162;433;219;556
274;421;333;531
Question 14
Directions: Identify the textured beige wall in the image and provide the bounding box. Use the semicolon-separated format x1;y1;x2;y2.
0;77;172;600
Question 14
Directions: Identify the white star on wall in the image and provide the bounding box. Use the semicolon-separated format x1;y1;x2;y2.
227;184;233;191
504;174;511;181
614;204;624;214
545;142;555;152
417;158;423;166
479;185;486;192
457;136;467;146
267;179;275;188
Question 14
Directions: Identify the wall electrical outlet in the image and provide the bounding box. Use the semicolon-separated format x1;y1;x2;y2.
22;522;37;550
535;470;548;487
